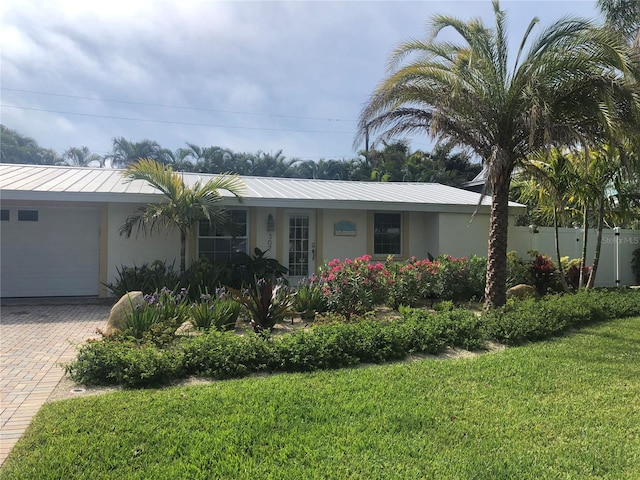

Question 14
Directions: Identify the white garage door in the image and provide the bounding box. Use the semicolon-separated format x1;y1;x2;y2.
1;206;100;297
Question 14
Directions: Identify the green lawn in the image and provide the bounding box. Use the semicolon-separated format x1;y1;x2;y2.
3;317;640;480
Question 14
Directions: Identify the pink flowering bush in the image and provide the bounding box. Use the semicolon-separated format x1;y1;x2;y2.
386;257;443;309
437;255;486;301
315;253;488;314
315;255;387;319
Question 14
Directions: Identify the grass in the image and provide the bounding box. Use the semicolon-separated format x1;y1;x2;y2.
3;316;640;479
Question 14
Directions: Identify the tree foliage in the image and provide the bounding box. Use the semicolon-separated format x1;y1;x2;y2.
0;125;64;165
120;159;245;273
356;0;640;307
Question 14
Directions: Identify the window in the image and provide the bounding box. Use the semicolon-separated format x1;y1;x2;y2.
18;210;38;222
374;212;401;255
0;209;8;221
198;209;248;262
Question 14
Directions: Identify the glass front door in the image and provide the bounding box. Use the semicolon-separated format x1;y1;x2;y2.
286;212;315;281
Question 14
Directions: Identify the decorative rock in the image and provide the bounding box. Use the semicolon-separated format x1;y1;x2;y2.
506;284;538;300
105;291;145;336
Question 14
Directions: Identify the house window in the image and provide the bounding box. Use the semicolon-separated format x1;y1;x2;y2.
198;209;248;262
374;212;401;255
18;210;38;222
0;209;8;221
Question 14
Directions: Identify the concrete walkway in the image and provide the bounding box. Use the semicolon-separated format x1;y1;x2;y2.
0;302;110;465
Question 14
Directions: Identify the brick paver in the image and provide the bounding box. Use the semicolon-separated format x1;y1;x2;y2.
0;304;109;465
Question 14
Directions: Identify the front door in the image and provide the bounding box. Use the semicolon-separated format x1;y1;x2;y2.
285;211;316;283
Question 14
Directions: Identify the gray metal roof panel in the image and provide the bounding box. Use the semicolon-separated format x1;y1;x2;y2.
0;164;523;211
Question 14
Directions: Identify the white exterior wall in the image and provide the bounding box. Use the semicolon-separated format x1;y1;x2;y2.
437;212;491;258
320;209;368;261
253;208;276;257
106;203;183;284
406;212;438;259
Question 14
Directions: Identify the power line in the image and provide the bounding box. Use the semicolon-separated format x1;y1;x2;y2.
0;87;357;123
0;104;356;135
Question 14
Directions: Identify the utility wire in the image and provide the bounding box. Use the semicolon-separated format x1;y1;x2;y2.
0;104;356;135
0;87;357;123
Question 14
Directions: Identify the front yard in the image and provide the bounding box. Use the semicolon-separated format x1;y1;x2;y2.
3;315;639;479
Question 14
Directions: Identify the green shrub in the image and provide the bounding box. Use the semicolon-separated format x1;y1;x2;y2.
188;289;242;331
65;338;184;387
293;282;328;315
65;289;640;387
182;331;278;379
481;289;640;345
506;251;532;288
106;260;182;297
123;288;189;339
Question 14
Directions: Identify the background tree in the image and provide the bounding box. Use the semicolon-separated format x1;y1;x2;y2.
0;125;64;165
107;137;175;168
120;159;245;273
597;0;640;48
356;0;640;307
63;146;105;167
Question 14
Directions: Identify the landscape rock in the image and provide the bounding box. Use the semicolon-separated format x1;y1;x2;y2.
105;291;145;336
506;284;538;300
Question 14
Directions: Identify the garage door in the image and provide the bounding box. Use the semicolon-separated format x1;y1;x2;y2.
1;206;100;297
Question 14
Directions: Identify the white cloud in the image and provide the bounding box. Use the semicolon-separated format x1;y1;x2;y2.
1;0;599;161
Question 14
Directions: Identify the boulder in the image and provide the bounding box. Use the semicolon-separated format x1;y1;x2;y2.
105;291;145;336
506;284;537;300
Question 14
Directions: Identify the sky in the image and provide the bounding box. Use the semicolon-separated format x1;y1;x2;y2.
1;0;601;163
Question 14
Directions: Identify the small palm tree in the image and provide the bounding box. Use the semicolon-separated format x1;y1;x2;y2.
514;149;581;292
356;0;640;307
120;159;245;273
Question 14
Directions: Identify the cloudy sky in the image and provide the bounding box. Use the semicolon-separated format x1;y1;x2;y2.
1;0;600;163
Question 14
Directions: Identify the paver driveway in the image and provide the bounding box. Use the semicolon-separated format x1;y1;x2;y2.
0;303;110;465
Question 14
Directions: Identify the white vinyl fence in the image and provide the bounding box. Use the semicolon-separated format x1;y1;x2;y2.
508;226;639;287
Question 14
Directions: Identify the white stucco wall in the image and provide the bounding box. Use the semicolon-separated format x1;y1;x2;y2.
253;208;276;257
406;212;439;259
106;203;183;284
320;209;368;262
437;212;491;258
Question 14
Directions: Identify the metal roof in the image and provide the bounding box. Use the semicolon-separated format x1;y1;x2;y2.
0;164;525;214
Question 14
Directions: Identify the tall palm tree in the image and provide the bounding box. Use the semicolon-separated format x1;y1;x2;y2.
120;159;245;273
356;0;640;307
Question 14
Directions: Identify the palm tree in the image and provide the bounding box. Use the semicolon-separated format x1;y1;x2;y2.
107;137;174;168
356;0;640;307
597;0;640;48
120;159;245;273
513;149;581;292
64;146;105;167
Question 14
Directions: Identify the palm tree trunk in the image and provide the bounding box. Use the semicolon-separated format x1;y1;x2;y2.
586;195;605;289
484;178;510;309
579;205;589;289
180;230;187;274
554;208;570;293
